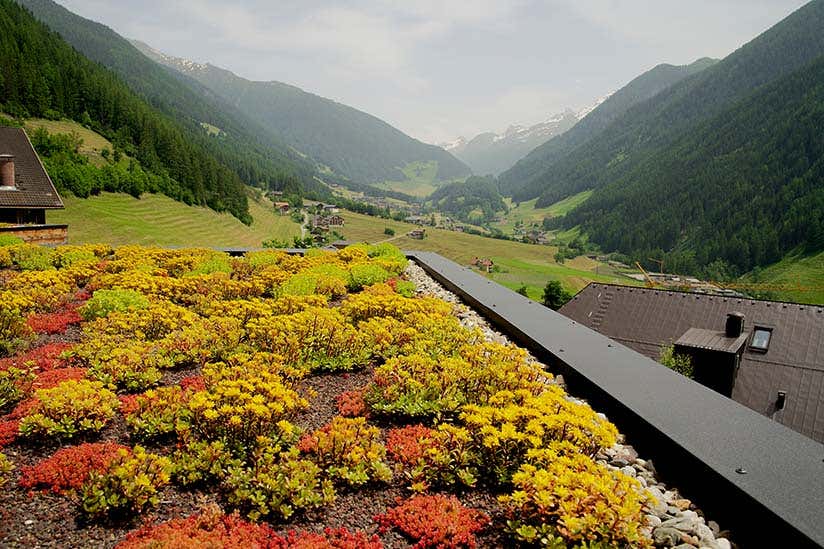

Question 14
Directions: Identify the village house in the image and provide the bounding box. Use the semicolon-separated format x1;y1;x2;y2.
0;127;67;245
310;214;345;230
407;228;425;240
273;201;290;215
560;283;824;443
470;257;494;273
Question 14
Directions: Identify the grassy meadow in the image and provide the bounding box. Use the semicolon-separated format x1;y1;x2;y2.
51;192;300;248
492;190;593;235
339;210;634;298
24;118;118;167
743;250;824;305
374;160;456;197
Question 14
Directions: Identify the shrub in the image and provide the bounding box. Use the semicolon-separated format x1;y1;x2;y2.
298;417;392;487
225;447;335;520
659;344;694;379
384;227;395;236
116;505;281;548
80;446;173;519
124;386;192;441
18;442;127;495
79;289;149;321
375;494;488;549
460;388;618;483
18;379;120;439
500;448;652;548
386;424;478;492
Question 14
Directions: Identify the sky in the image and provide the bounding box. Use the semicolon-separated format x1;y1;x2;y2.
58;0;809;144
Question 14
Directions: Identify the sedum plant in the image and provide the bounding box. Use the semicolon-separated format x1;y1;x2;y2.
225;447;335;521
79;288;149;321
80;446;173;519
298;416;392;487
18;379;120;439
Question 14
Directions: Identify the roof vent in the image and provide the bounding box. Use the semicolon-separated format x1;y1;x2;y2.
0;154;15;190
725;312;745;338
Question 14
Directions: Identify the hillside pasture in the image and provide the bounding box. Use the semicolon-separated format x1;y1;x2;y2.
51;192;300;248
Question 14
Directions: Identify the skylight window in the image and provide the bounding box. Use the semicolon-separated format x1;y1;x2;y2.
750;327;772;352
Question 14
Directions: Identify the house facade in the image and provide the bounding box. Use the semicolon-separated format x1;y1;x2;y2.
0;127;66;245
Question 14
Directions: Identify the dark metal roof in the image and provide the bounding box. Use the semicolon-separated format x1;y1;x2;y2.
560;283;824;443
0;127;64;209
675;327;749;353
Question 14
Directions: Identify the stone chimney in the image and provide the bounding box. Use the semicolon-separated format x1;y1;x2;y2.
0;155;15;188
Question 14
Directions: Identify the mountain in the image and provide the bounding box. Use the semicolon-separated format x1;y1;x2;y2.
15;0;328;200
132;41;471;186
442;107;584;176
551;0;824;275
510;0;824;211
1;0;252;221
498;57;717;200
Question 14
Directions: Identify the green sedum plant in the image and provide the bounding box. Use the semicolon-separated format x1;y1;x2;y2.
80;446;173;519
79;288;149;321
225;447;335;520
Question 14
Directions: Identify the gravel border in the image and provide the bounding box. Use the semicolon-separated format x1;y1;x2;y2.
406;262;734;549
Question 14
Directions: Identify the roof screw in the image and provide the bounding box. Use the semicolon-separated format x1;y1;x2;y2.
735;467;747;474
607;344;613;348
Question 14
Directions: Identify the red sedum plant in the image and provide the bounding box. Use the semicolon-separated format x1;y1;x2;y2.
18;442;128;495
116;505;280;548
276;527;383;549
375;494;488;549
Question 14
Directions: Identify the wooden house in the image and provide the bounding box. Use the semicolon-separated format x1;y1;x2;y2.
0;127;66;245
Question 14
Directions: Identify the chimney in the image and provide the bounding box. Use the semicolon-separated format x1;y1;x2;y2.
725;311;745;338
0;155;15;188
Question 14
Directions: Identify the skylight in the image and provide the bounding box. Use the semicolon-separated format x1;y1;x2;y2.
750;327;772;352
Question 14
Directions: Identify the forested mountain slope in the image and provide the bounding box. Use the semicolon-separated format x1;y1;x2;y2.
133;41;471;185
16;0;328;199
498;58;716;199
520;0;824;209
559;52;824;275
0;0;251;220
